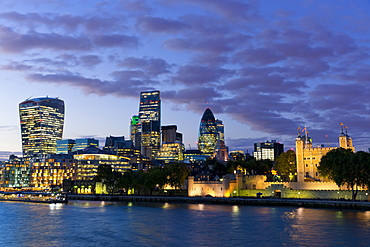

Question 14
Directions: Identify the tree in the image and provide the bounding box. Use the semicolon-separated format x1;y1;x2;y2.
94;164;122;194
275;150;297;181
165;163;190;189
318;148;366;200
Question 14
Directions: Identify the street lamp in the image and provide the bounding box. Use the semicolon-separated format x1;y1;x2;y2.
337;191;340;200
298;192;300;199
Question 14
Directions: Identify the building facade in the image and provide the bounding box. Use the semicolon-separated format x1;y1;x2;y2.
139;91;161;159
253;140;284;161
295;126;354;182
198;108;218;155
19;97;65;157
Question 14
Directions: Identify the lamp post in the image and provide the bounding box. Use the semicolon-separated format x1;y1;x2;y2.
298;192;300;199
337;191;340;200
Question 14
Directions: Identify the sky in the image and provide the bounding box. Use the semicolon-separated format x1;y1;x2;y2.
0;0;370;159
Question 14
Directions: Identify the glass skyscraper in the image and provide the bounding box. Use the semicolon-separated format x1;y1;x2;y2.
198;108;218;155
139;91;161;159
19;97;65;157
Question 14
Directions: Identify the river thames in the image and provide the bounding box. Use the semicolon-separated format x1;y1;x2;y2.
0;200;369;247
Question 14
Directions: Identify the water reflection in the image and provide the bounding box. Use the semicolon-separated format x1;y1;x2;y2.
0;201;369;246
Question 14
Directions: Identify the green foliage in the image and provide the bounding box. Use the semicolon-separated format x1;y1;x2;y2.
318;148;370;200
164;163;190;189
226;159;271;175
275;150;297;181
94;164;122;194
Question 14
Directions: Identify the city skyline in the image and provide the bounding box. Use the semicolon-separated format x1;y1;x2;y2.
1;1;370;159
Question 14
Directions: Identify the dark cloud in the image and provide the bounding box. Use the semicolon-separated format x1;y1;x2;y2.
137;16;189;33
0;25;93;53
92;34;139;48
172;65;232;86
118;57;171;76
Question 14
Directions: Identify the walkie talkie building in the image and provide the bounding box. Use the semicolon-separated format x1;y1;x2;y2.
19;97;65;157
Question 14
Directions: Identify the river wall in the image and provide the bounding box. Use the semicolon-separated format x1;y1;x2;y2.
68;194;370;210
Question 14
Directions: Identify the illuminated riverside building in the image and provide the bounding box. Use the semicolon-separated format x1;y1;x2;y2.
139;91;161;159
19;97;65;157
74;154;131;180
253;140;284;161
29;154;77;189
198;108;218;155
295;125;354;182
0;155;30;188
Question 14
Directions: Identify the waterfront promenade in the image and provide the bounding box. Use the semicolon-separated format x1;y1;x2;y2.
68;194;370;210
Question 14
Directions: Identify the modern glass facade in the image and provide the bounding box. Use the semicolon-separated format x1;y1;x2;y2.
198;108;218;155
72;138;99;152
19;97;65;157
139;91;161;159
56;139;76;154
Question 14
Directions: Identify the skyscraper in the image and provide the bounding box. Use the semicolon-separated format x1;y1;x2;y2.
19;97;65;157
198;108;218;155
139;91;161;159
130;115;140;148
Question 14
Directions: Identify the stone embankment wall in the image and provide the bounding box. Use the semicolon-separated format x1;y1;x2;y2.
68;194;370;210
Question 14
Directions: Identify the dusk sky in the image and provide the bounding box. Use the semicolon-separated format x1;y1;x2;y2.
1;0;369;159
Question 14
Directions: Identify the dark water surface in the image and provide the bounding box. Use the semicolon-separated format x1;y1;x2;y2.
0;200;369;247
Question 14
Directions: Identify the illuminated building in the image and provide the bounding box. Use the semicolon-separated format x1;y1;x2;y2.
253;140;283;161
216;120;224;142
295;125;354;182
19;97;65;157
72;138;99;152
156;126;184;163
29;154;77;189
56;139;76;154
198;108;218;155
0;155;30;188
139;91;161;159
130;115;140;148
214;140;229;163
74;154;131;180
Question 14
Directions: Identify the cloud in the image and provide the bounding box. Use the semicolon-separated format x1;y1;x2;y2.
0;25;93;53
118;57;171;76
136;16;189;33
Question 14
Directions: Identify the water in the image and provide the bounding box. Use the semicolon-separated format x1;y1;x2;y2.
0;200;369;247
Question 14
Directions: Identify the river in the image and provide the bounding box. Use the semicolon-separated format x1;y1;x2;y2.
0;200;369;246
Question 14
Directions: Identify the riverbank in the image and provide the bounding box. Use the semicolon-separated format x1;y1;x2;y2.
68;194;370;210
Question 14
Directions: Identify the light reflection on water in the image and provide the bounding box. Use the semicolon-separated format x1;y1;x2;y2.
0;201;369;246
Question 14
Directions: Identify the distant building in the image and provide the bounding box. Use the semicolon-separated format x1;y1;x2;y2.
72;138;99;152
139;91;161;159
156;125;184;163
19;97;65;157
198;108;218;155
253;140;284;161
56;139;76;154
130;115;140;148
295;125;354;182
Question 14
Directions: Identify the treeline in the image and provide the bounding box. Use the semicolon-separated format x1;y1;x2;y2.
94;163;190;195
319;148;370;200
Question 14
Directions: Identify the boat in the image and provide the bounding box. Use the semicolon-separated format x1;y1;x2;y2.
0;191;68;204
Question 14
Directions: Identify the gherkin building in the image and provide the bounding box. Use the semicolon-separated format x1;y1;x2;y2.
198;108;218;154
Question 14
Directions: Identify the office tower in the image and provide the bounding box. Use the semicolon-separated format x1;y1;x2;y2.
56;139;76;154
216;120;224;142
72;138;99;152
19;97;64;157
139;91;161;159
130;115;140;148
198;108;218;155
253;140;284;161
157;125;184;163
